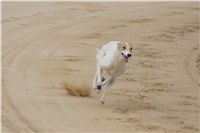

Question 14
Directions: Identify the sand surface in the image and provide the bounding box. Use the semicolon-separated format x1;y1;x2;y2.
2;2;200;133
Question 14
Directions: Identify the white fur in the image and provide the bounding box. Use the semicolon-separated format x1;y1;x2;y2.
93;41;132;104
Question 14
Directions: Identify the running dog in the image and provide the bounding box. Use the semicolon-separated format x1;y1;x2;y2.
93;41;133;104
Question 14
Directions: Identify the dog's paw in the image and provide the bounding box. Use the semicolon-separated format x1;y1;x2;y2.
97;85;101;90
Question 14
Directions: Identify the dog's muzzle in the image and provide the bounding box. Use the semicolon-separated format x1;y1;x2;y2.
121;53;131;62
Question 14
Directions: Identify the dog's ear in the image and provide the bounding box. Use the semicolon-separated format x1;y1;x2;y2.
117;42;122;45
117;42;122;50
117;41;126;50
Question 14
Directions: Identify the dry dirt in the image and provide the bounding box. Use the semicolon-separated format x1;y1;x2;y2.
2;2;200;133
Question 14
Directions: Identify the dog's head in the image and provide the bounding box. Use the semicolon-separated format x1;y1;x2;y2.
117;41;133;63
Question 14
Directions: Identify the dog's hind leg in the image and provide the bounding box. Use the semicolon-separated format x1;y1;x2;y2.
100;78;115;104
93;70;104;89
96;66;102;92
92;73;97;89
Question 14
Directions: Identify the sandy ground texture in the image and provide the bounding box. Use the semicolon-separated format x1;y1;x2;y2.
2;2;200;133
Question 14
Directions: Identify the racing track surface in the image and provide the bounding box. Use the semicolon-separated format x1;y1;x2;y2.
2;2;200;133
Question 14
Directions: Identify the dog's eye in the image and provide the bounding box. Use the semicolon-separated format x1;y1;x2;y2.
130;48;132;51
123;46;126;50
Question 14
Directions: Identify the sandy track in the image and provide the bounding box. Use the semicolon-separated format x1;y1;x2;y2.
2;2;200;133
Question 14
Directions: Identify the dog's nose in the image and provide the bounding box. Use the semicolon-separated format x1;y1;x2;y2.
127;54;131;57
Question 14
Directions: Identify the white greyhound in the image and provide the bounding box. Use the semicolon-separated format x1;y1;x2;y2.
93;41;133;104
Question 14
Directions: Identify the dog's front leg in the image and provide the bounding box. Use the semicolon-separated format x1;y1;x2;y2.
100;78;115;104
102;76;112;86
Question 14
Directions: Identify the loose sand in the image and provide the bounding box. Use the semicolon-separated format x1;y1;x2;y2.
2;2;200;133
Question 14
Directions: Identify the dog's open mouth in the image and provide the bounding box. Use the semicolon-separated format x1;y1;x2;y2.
122;55;129;62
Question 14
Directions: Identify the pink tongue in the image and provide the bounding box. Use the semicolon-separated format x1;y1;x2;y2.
125;58;128;62
123;56;128;62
